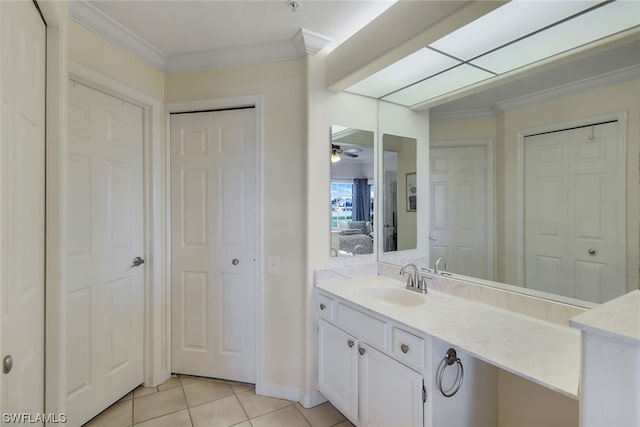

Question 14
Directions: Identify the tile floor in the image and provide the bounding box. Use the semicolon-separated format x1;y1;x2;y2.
84;375;353;427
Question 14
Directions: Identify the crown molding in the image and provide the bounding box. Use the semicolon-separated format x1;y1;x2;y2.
162;28;333;73
69;0;167;71
429;109;496;122
497;63;640;111
70;0;332;73
292;28;333;55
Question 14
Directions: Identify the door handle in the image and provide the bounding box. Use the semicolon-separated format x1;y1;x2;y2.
130;256;145;267
3;355;13;374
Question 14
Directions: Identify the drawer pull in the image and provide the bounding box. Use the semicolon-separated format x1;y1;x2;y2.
400;344;409;354
347;340;354;348
320;303;326;310
358;346;366;356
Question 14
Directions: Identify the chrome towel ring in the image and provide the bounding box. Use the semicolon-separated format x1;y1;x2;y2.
436;348;464;397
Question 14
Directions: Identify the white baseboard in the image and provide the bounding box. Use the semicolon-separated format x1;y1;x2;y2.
299;391;327;409
256;383;301;403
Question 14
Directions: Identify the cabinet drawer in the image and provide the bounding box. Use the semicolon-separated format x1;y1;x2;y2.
336;303;387;349
317;294;335;321
392;327;425;370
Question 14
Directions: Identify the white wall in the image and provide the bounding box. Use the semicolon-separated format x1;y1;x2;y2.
166;59;307;397
303;53;379;405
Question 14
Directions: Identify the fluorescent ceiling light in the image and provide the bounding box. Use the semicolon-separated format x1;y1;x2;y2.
345;48;459;98
429;0;601;60
472;0;640;74
382;65;493;107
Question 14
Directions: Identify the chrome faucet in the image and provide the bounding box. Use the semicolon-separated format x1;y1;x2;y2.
399;263;418;289
434;257;448;274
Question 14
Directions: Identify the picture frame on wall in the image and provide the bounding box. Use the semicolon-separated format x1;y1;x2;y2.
406;172;416;212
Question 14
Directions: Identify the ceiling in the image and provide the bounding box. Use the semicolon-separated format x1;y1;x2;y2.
71;0;396;72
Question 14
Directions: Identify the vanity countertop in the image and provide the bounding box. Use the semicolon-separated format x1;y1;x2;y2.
316;276;580;400
570;289;640;345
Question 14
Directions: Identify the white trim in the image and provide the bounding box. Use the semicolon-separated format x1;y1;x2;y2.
68;0;166;71
429;109;496;122
515;111;628;288
429;139;495;280
164;96;266;395
299;391;328;409
498;64;640;112
66;62;169;391
292;29;333;56
37;1;69;419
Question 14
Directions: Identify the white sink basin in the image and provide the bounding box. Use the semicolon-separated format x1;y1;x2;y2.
365;287;426;307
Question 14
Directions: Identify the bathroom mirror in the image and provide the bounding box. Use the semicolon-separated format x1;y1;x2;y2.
330;125;375;257
427;33;640;305
382;134;417;252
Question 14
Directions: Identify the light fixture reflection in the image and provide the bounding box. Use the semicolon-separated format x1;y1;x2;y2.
331;150;341;163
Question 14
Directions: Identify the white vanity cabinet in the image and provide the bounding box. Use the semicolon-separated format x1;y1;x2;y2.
317;319;359;422
318;318;423;427
316;290;496;427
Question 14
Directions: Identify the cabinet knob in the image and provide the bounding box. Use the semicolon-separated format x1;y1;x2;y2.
320;303;326;311
358;347;366;356
400;344;409;354
347;340;354;348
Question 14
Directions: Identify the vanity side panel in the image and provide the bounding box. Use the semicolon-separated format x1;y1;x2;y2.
580;333;640;427
498;369;578;427
430;337;498;427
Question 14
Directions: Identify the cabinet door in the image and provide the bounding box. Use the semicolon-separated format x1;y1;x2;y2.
318;320;358;423
359;344;424;427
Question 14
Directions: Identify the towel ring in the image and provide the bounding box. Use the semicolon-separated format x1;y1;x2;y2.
436;348;464;397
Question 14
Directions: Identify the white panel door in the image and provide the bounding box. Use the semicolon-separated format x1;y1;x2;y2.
66;82;144;426
0;1;45;421
430;146;487;278
171;109;257;383
317;320;358;424
359;343;423;427
524;122;624;302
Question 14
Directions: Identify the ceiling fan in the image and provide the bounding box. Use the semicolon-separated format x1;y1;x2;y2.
331;144;361;162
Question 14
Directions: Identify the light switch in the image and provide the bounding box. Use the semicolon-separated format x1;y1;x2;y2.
268;256;280;275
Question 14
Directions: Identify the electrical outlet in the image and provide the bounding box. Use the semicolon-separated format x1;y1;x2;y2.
268;256;280;275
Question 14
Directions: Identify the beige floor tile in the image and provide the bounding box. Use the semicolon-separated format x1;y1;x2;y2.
229;422;251;427
189;395;248;427
179;375;202;386
118;391;134;402
133;409;192;427
250;406;310;427
158;376;182;391
133;386;188;424
332;421;355;427
235;390;293;418
294;402;345;427
230;383;253;395
183;380;234;407
84;400;132;427
134;386;158;398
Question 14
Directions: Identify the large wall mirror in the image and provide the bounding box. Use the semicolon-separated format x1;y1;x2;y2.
428;33;640;305
330;125;375;257
382;134;417;252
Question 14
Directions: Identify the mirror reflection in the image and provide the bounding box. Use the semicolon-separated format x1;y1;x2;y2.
428;35;640;304
382;134;418;252
330;125;375;257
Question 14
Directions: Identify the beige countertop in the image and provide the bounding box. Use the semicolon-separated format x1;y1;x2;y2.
316;276;581;399
571;290;640;345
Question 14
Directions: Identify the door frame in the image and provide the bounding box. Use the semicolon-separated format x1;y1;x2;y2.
515;111;627;287
165;96;265;392
45;59;169;416
429;138;495;280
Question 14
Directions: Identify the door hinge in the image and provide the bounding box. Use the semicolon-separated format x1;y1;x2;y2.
422;382;427;403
